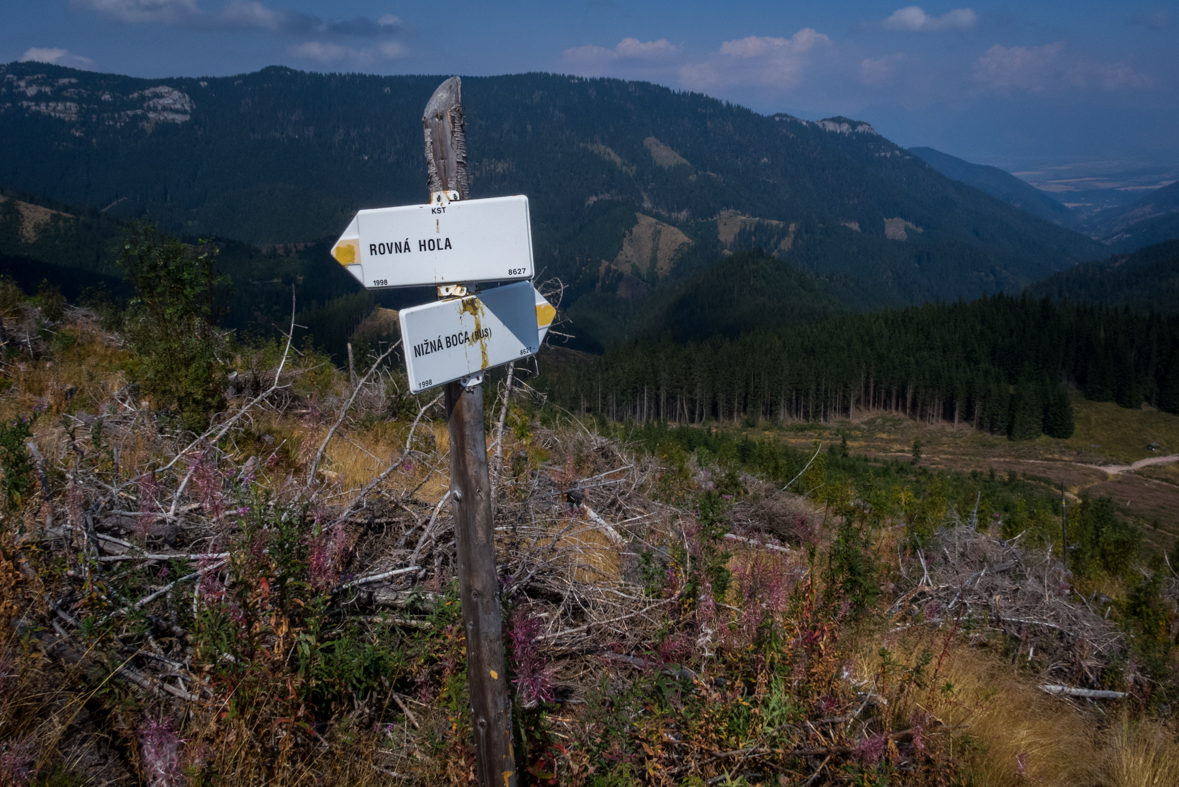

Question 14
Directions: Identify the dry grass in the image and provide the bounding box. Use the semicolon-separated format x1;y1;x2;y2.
1101;718;1179;787
916;645;1096;787
0;195;74;243
853;631;1137;787
0;308;133;424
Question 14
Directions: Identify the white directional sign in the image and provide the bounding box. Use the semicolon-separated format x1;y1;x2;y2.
332;194;533;289
398;281;556;392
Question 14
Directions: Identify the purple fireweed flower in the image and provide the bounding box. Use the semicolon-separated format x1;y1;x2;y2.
138;715;185;787
191;450;226;524
909;710;932;756
854;733;888;767
197;556;226;603
507;605;554;708
136;472;161;540
0;735;36;786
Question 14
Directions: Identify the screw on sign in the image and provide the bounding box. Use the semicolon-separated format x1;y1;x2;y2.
330;76;538;787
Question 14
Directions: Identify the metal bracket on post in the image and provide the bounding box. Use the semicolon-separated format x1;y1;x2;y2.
438;283;472;299
460;372;484;389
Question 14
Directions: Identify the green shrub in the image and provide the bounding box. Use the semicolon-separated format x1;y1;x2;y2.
118;223;228;431
0;416;34;509
1069;496;1142;578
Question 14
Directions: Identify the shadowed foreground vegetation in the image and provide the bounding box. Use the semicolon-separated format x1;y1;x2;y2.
2;251;1179;786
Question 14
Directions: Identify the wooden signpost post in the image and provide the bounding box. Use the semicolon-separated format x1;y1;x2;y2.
333;76;526;787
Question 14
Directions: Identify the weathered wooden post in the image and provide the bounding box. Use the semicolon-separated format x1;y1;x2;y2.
1061;481;1068;573
423;77;517;787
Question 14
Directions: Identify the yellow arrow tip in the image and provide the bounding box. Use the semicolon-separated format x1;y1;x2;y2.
535;303;556;327
333;240;358;265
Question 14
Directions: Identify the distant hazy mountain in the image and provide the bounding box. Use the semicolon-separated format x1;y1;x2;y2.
1027;238;1179;315
1104;212;1179;254
0;61;1112;350
909;147;1084;231
1093;180;1179;249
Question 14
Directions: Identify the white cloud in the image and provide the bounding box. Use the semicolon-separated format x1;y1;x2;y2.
859;53;909;86
19;47;95;68
72;0;405;38
220;0;281;30
678;28;831;90
563;38;679;68
972;42;1149;94
1078;62;1150;91
1129;11;1169;29
71;0;200;23
289;39;406;64
972;42;1064;92
881;6;977;32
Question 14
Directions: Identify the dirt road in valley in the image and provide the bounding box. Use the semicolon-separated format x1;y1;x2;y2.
1083;454;1179;475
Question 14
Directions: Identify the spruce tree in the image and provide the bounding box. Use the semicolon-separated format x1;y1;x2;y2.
1043;385;1076;439
1160;356;1179;415
1008;378;1043;441
1086;352;1116;402
1115;354;1143;409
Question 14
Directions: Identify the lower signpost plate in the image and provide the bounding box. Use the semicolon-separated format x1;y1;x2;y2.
399;281;554;392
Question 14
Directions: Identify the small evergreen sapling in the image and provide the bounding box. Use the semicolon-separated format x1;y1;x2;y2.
118;223;229;431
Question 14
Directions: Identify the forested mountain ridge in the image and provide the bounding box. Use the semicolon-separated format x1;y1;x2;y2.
1095;180;1179;252
1027;238;1179;315
1095;180;1179;236
541;294;1179;439
0;187;378;359
909;146;1083;232
0;60;1112;350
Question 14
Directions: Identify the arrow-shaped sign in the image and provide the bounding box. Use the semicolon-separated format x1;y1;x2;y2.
332;193;534;290
398;281;555;392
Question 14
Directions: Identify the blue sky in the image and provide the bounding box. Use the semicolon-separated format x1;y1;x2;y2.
3;1;1176;170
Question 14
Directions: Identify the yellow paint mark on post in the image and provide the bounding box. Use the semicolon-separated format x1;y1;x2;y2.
490;669;498;679
332;240;358;265
535;302;556;328
502;771;513;787
460;296;491;369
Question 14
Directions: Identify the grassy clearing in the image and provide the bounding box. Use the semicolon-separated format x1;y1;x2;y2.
701;395;1179;545
1064;398;1179;464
